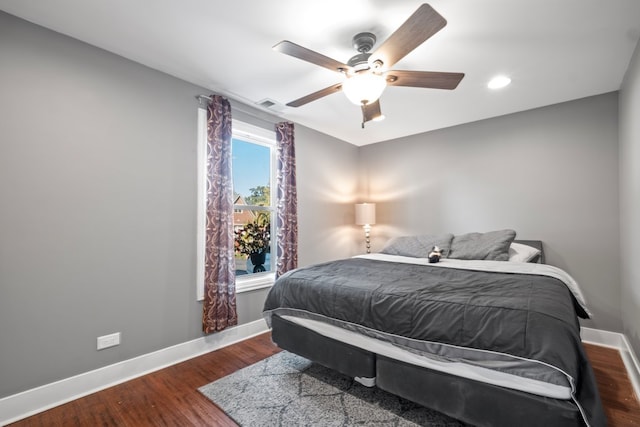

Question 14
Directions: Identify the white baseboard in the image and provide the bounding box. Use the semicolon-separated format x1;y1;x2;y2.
581;326;640;399
0;319;269;426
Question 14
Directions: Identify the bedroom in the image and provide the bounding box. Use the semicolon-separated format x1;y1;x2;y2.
1;0;639;425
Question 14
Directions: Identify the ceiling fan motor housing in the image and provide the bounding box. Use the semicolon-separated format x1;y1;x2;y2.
347;53;372;71
348;32;377;71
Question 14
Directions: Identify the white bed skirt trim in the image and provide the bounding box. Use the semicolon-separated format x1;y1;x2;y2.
581;326;640;400
282;315;573;399
0;319;269;426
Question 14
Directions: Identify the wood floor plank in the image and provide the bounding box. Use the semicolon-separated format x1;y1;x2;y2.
584;343;640;426
8;334;639;426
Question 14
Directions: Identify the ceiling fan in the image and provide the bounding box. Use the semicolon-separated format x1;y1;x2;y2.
273;3;464;128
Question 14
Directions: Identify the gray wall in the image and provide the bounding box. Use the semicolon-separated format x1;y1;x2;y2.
619;40;640;357
359;93;621;332
295;125;361;264
0;12;358;398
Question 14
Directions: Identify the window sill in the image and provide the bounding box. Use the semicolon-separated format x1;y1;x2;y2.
197;272;275;301
236;272;275;294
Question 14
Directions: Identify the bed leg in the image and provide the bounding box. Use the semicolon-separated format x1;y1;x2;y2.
354;376;376;387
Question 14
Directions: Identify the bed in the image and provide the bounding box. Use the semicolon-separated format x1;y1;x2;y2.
263;231;606;427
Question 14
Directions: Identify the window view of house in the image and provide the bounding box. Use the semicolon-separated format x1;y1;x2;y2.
232;137;274;276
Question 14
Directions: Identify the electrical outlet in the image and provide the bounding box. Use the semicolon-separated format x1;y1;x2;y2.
97;332;121;350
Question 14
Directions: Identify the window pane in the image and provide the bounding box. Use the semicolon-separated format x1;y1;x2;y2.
233;210;273;276
232;138;270;206
232;134;274;278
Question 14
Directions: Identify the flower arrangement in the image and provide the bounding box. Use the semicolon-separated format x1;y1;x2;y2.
234;220;270;256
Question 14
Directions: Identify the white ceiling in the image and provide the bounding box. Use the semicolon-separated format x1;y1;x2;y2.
1;0;639;146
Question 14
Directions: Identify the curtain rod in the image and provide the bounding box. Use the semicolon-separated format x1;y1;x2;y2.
195;94;282;128
195;94;212;102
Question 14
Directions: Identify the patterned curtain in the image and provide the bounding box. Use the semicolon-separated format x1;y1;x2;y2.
202;95;238;334
275;122;298;277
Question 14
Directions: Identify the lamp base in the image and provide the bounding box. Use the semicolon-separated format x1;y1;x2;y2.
364;225;371;254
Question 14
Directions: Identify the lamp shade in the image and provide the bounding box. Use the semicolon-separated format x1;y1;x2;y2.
355;203;376;225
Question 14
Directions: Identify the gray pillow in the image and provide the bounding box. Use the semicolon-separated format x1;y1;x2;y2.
381;233;454;258
449;229;516;261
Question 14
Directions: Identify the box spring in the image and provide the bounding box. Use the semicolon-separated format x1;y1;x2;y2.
270;314;585;427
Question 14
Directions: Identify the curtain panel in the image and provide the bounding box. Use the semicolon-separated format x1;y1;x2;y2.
202;95;238;334
275;122;298;277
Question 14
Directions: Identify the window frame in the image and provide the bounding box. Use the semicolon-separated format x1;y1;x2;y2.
231;120;277;291
196;111;276;301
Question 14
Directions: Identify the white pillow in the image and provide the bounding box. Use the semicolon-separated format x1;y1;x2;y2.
508;242;541;262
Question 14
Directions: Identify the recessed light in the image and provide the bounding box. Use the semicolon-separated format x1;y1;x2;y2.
488;75;511;89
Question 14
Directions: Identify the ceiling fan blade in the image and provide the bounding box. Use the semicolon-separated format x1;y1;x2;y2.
361;100;384;128
286;83;343;107
387;70;464;90
273;41;351;73
370;4;447;70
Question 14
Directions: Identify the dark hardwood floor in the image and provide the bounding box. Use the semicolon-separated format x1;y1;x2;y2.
8;334;640;426
585;343;640;426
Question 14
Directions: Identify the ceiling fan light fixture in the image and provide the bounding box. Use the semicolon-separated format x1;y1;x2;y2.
342;71;387;105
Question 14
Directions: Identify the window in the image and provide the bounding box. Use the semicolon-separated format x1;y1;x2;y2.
230;121;277;287
196;111;276;300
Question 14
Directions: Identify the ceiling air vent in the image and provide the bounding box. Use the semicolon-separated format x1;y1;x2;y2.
256;98;286;113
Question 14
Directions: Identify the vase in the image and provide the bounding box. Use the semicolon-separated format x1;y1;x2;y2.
249;251;267;273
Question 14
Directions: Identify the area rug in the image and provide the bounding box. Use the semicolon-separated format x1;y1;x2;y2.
198;351;468;426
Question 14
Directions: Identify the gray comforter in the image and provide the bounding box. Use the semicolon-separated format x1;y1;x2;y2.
263;257;605;427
